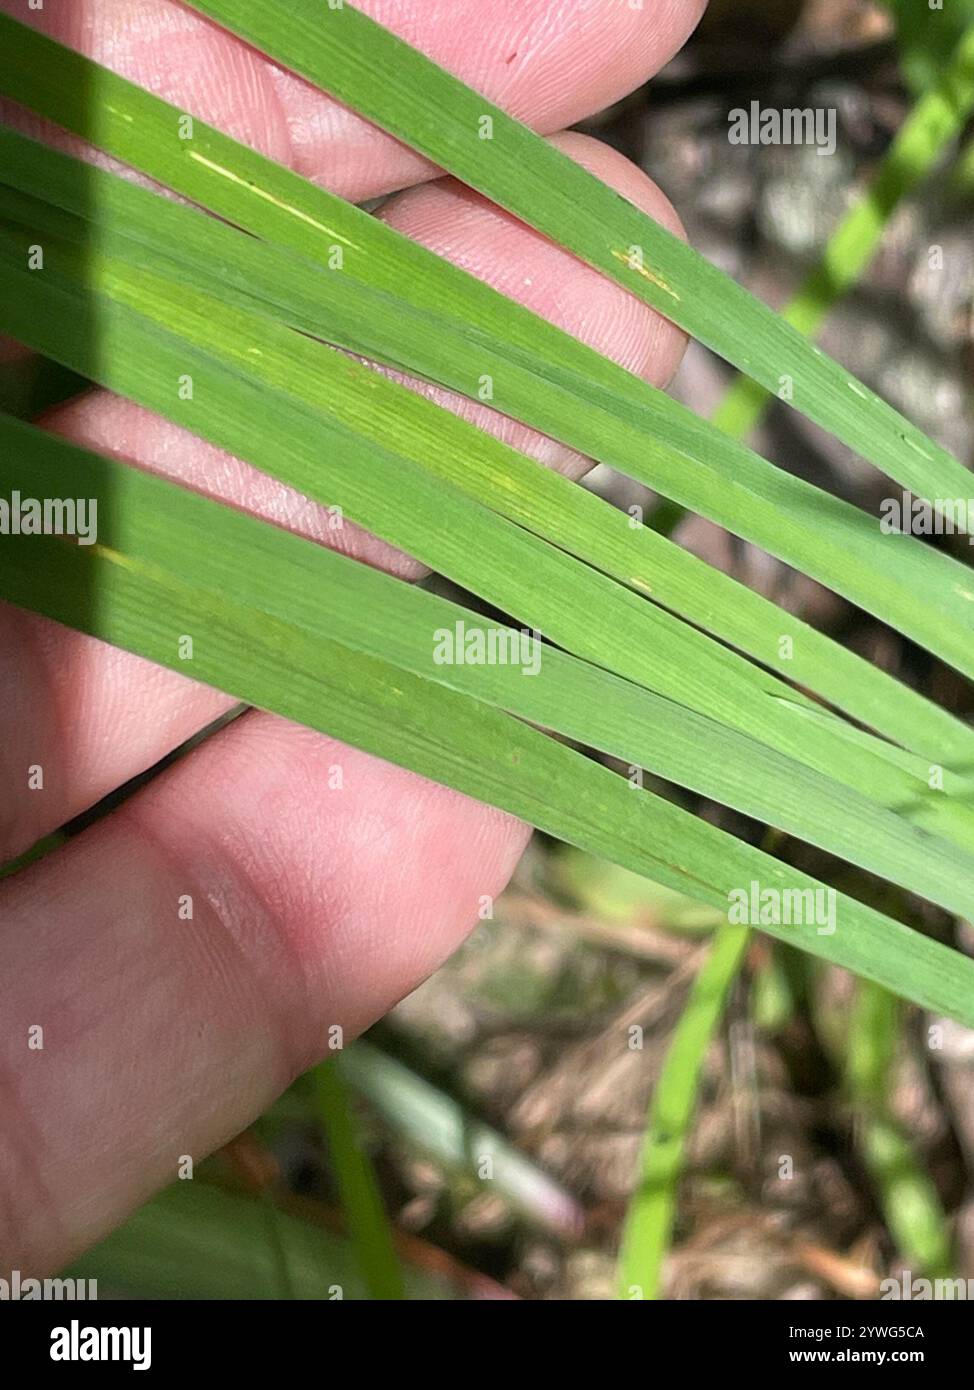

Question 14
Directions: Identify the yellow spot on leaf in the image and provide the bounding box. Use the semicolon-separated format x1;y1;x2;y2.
611;249;680;301
90;542;134;569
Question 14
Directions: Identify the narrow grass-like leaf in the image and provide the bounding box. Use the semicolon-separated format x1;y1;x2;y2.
622;38;974;1289
6;413;972;917
2;30;973;761
5;152;973;778
714;20;974;441
6;220;974;878
184;0;974;512
845;982;954;1278
311;1059;404;1300
624;37;974;1298
341;1043;584;1238
5;2;971;1301
4;420;974;1024
617;923;750;1300
885;0;974;93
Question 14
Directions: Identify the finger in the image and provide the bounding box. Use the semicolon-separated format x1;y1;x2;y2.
2;136;687;858
0;713;531;1273
1;0;706;202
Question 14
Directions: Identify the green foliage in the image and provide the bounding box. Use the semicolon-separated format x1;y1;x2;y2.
885;0;974;93
1;0;973;1303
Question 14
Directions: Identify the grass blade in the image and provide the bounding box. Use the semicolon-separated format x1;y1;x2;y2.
617;923;750;1300
184;0;974;512
5;412;973;918
311;1059;405;1300
341;1043;584;1238
714;19;974;440
845;982;954;1279
12;180;974;864
7;225;974;891
3;418;974;1024
1;31;973;760
619;39;974;1292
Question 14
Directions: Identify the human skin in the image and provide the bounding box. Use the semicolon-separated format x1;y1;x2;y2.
0;0;705;1272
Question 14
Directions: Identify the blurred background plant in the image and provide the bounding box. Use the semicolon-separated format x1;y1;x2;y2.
16;0;974;1298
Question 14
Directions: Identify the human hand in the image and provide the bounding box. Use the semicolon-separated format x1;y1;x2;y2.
0;0;701;1273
